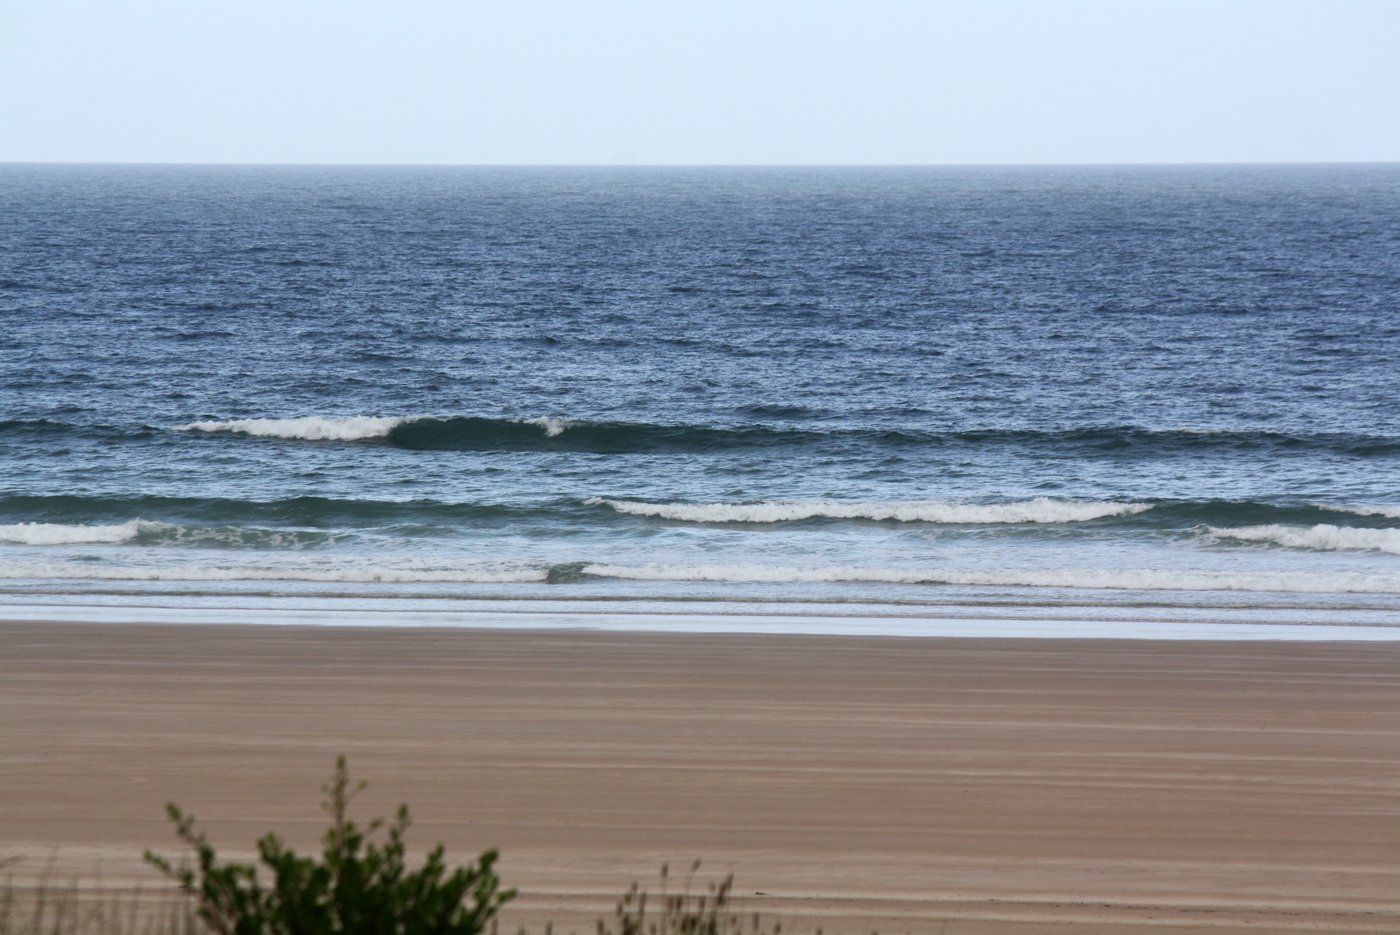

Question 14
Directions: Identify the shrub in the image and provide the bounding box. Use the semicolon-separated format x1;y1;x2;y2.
144;758;514;935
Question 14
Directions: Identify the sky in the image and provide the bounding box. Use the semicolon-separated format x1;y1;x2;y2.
1;0;1397;165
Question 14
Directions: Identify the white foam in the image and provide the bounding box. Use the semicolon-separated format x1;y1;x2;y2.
173;416;412;441
1205;524;1400;554
0;562;548;583
588;497;1152;524
578;563;1400;593
2;558;1397;593
0;520;345;550
172;415;589;440
520;417;573;437
1318;504;1400;520
0;520;147;545
3;603;1396;641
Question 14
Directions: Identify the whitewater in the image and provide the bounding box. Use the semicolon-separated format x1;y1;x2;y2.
590;497;1152;524
173;416;412;442
1204;524;1400;555
173;415;577;442
6;556;1400;595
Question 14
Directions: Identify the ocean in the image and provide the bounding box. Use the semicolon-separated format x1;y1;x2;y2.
3;163;1399;634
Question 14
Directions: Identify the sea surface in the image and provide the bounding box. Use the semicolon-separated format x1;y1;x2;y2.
3;164;1399;631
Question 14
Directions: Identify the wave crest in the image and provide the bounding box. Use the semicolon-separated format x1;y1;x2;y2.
0;520;340;550
522;417;573;438
1318;504;1400;520
1204;524;1400;554
173;415;585;446
0;520;144;545
588;498;1152;524
173;416;411;441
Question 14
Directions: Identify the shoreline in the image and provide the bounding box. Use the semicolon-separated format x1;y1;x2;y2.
2;621;1398;934
3;599;1400;640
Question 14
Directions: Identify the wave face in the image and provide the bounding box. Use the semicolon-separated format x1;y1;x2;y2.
589;498;1153;524
387;417;807;452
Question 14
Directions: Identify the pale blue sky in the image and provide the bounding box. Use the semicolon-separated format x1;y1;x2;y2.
2;0;1396;164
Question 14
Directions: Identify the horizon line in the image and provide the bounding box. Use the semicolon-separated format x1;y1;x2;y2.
3;159;1398;169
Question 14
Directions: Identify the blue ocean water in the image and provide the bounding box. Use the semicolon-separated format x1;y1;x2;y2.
3;164;1399;623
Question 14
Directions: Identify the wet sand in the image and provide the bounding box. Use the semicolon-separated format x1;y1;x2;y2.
1;621;1397;934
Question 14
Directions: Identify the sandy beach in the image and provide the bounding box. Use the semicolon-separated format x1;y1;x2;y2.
1;620;1397;934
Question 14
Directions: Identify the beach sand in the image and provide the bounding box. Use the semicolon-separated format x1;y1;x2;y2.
1;621;1397;934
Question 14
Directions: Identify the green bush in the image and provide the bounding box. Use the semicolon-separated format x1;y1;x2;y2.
144;758;514;935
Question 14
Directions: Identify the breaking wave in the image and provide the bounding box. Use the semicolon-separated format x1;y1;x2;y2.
1204;524;1400;555
172;415;582;446
0;520;145;545
163;415;1400;457
173;416;411;442
4;494;1398;538
0;519;341;549
588;498;1152;524
1320;504;1400;520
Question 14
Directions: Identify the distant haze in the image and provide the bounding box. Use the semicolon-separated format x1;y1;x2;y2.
1;0;1397;165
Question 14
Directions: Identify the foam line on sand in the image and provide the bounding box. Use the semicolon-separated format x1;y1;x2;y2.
1;601;1398;639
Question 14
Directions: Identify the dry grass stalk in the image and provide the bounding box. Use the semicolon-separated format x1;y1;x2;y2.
0;866;198;935
596;862;784;935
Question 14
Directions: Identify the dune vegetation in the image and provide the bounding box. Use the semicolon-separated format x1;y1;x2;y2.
1;760;788;935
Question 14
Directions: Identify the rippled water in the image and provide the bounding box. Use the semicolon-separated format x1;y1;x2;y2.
3;164;1399;621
